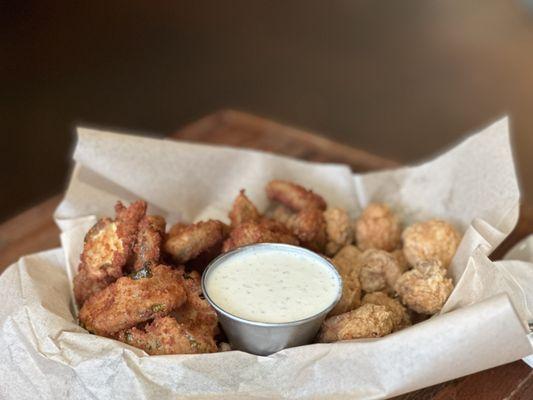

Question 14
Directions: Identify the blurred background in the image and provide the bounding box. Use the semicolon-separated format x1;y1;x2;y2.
2;0;533;222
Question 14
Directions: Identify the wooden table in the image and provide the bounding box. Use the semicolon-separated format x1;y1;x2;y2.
0;110;531;399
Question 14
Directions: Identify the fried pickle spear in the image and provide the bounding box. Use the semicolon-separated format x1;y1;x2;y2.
362;292;411;331
117;316;217;355
402;219;461;268
266;180;327;212
329;245;362;316
229;190;261;226
163;220;226;264
318;303;394;342
355;203;401;251
131;215;166;272
73;200;147;306
79;264;187;336
222;219;298;252
324;207;354;256
395;260;453;315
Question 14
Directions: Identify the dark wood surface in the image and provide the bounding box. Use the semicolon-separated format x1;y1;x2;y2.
0;110;531;399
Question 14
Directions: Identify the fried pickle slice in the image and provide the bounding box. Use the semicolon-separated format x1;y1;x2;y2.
79;264;187;336
222;219;298;252
318;303;394;343
266;180;327;212
73;200;147;306
117;316;217;355
131;215;166;272
163;220;225;264
229;189;261;226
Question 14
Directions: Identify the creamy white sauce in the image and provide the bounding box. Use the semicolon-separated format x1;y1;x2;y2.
205;247;341;323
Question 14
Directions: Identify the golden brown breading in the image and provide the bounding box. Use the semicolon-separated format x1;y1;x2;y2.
391;248;410;270
324;207;354;256
131;215;166;272
355;203;401;251
328;245;363;316
79;264;187;336
117;316;217;355
318;304;394;342
173;268;218;336
402;219;461;268
362;292;411;331
358;249;401;293
284;208;327;252
73;200;147;307
266;180;327;212
167;222;189;237
270;204;294;227
163;220;226;264
229;189;261;226
395;260;453;315
222;219;299;252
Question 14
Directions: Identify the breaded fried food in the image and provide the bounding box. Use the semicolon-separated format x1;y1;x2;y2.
395;260;453;315
173;268;218;335
318;303;394;342
359;249;402;293
329;245;362;316
402;219;461;268
362;292;410;331
131;215;166;271
229;189;261;226
79;264;187;336
117;316;217;355
168;222;189;237
355;203;401;251
391;248;409;271
164;220;226;264
324;207;354;256
266;180;327;212
73;200;147;306
284;208;327;252
222;219;298;252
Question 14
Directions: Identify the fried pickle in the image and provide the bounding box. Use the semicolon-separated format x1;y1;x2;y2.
266;180;327;212
229;189;261;226
355;203;401;251
222;219;298;252
163;220;226;264
319;303;394;342
324;207;354;256
395;260;453;315
79;264;187;336
131;215;166;272
402;219;461;268
117;316;217;355
73;200;147;306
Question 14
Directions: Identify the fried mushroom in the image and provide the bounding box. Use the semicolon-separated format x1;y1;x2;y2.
355;203;401;251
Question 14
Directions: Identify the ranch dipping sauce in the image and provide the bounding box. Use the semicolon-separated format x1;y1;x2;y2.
204;245;341;324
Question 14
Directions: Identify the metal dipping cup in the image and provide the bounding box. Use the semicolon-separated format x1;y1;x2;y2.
201;243;342;356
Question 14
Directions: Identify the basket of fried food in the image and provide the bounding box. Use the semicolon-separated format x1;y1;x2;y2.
74;179;461;355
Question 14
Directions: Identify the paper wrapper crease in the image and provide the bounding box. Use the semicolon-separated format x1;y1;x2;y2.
0;118;532;399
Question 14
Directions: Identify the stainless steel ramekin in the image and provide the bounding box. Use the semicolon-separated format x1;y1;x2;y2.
201;243;342;356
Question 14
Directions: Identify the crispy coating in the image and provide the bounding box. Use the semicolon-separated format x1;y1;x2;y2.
392;249;410;271
164;220;225;264
117;316;217;355
168;222;189;237
359;249;401;293
79;264;187;336
266;180;327;212
270;205;294;227
222;219;298;252
329;245;362;316
395;260;453;315
362;292;411;331
73;200;147;306
319;304;394;342
173;268;218;336
402;219;461;268
284;208;327;252
355;203;401;251
324;207;354;256
131;215;166;272
229;189;261;226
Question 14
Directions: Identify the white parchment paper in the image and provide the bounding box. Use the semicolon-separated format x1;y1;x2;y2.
1;118;532;399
